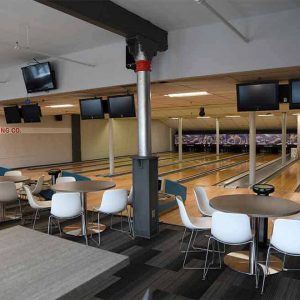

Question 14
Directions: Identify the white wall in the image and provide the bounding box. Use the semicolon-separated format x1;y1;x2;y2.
0;115;72;168
81;118;170;160
1;8;300;101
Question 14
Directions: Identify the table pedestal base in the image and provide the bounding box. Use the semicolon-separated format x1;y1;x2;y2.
63;222;106;236
224;251;282;275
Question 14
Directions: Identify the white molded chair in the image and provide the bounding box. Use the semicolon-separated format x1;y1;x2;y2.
203;211;258;288
194;186;218;217
56;176;76;183
176;196;212;269
261;219;300;294
92;189;129;246
19;175;45;199
24;185;51;229
0;181;22;220
4;170;23;190
48;192;82;237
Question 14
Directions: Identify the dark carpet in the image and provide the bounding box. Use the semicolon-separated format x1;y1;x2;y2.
1;208;300;300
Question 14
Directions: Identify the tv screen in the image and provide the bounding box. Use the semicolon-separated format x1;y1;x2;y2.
108;95;136;118
79;98;104;120
4;106;22;124
21;62;56;93
22;104;41;123
289;80;300;109
237;82;279;112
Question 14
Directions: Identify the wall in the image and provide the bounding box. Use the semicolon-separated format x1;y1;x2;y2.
81;118;170;160
0;115;72;168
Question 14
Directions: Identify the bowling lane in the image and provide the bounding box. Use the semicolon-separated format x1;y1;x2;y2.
266;160;300;192
87;153;232;177
184;154;278;187
161;154;250;181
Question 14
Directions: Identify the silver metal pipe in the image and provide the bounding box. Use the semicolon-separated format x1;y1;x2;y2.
108;118;115;175
178;117;183;161
137;70;152;156
281;112;287;165
249;112;256;185
196;0;249;43
216;118;220;156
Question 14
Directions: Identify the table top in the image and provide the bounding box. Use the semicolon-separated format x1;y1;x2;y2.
0;175;30;183
0;226;128;299
210;194;300;218
52;180;116;193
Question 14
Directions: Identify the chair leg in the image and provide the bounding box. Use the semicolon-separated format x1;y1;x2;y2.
48;215;52;234
180;228;187;251
33;209;39;229
261;246;272;294
57;219;62;236
183;230;194;269
98;212;101;246
203;236;213;280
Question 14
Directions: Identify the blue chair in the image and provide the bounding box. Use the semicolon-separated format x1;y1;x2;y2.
159;179;187;213
61;171;91;182
0;167;11;176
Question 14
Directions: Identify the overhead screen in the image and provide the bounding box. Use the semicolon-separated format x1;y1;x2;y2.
108;95;136;118
21;62;56;93
237;82;279;112
79;98;104;120
22;104;41;123
4;106;22;124
289;79;300;109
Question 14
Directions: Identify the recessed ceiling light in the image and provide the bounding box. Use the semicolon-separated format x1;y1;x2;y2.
45;104;75;108
164;91;210;97
197;116;211;119
257;114;274;117
225;115;241;118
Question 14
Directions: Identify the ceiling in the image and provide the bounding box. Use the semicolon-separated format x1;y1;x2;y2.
113;0;300;31
0;0;121;69
1;66;300;130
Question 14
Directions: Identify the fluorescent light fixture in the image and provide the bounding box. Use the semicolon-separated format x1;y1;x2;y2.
292;113;300;116
45;104;74;108
225;115;241;118
257;114;274;117
169;117;179;120
197;116;211;119
165;91;210;97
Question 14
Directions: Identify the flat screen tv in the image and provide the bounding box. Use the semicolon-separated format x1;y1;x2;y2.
108;95;136;118
289;79;300;109
79;98;104;120
21;62;56;93
237;82;279;112
4;105;22;124
22;104;41;123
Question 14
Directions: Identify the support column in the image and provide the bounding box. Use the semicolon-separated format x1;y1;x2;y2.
216;118;220;156
178;117;183;161
281;112;287;165
249;112;256;186
131;43;158;239
169;127;173;152
297;115;300;157
108;118;115;175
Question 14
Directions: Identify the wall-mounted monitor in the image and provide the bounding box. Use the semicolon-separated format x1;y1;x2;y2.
289;79;300;109
237;82;279;112
21;62;56;93
21;104;41;123
4;105;22;124
108;95;136;118
79;98;104;120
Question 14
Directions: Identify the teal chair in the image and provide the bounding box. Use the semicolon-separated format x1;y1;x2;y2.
61;171;91;182
159;179;187;213
0;167;11;176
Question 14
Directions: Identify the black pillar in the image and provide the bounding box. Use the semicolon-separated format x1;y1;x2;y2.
71;114;81;162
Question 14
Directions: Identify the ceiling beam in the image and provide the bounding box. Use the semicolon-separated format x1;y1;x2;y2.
34;0;168;52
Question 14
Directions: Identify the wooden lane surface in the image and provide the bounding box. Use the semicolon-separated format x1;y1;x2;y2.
185;154;278;186
90;153;231;177
266;159;300;192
